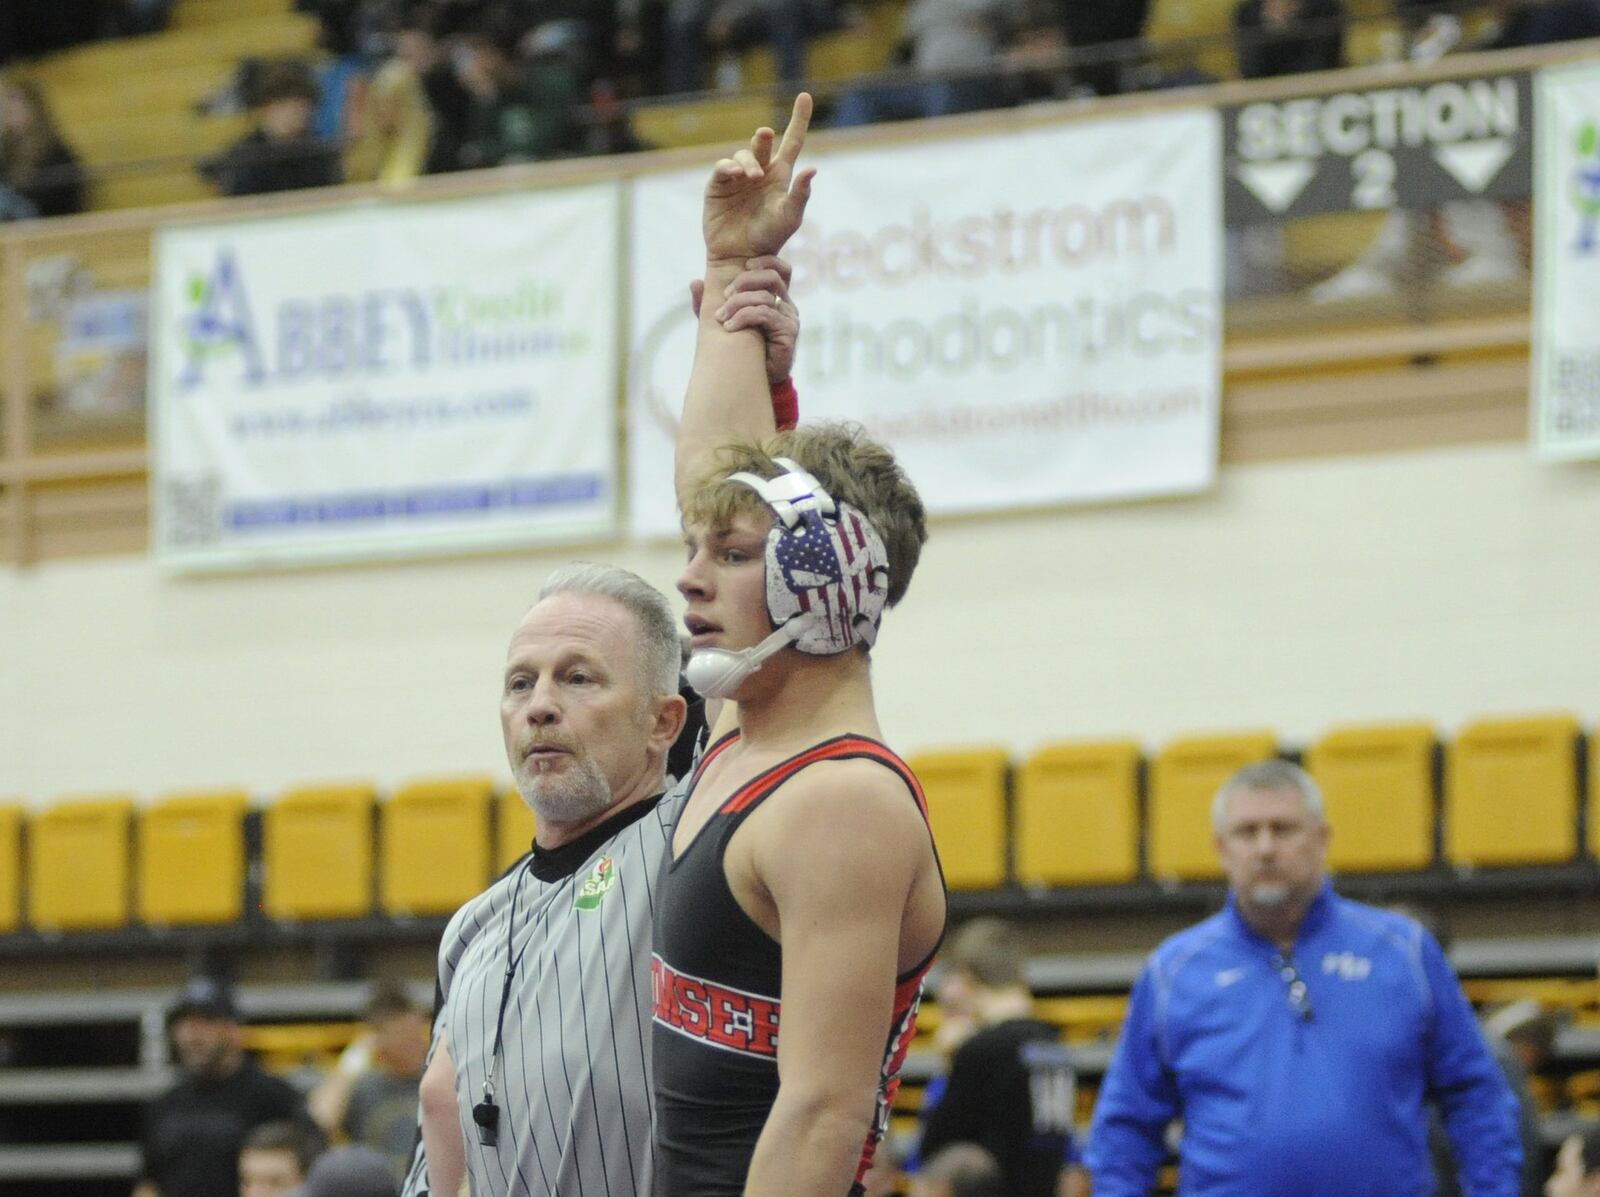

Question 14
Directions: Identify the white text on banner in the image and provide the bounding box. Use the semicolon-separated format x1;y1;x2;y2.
151;186;620;570
627;109;1223;538
1533;64;1600;459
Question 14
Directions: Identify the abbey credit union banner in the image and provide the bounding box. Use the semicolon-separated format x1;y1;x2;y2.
151;186;620;571
1532;64;1600;459
626;108;1222;538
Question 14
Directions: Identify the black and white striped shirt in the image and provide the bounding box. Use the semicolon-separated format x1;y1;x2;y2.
402;783;687;1197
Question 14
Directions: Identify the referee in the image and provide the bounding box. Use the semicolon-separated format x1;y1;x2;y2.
405;563;690;1197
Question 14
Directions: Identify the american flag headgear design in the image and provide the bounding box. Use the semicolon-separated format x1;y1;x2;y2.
725;457;890;656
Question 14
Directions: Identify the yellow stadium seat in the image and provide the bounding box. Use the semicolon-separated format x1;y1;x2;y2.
497;789;536;874
138;790;249;926
381;778;493;917
1445;716;1580;867
1590;729;1600;860
31;796;135;930
1306;722;1436;873
262;784;376;920
1145;0;1239;79
1034;995;1130;1043
910;748;1010;891
1149;732;1278;881
244;1021;364;1073
1015;740;1141;886
0;804;20;933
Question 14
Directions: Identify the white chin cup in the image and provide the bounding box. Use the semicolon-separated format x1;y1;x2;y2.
684;627;795;700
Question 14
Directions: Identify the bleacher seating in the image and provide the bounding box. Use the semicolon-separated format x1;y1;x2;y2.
1148;731;1277;881
1015;740;1142;887
29;795;135;931
0;804;20;934
1445;714;1581;867
497;787;537;874
1306;722;1437;873
911;747;1011;891
136;789;249;926
0;712;1591;941
15;0;316;213
1589;731;1600;860
262;783;376;921
379;777;493;917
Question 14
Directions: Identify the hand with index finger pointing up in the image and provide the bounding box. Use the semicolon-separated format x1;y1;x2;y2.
703;93;817;265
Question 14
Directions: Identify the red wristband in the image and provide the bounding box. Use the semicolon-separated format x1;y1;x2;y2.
770;377;799;431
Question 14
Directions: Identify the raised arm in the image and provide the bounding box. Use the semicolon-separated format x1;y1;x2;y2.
675;93;816;500
742;760;929;1196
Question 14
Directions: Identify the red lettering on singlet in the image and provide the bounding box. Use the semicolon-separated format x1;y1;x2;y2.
651;955;781;1060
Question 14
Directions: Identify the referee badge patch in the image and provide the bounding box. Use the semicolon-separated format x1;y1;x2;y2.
574;855;618;911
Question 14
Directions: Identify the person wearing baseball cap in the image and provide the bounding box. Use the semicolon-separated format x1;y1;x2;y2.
134;977;309;1197
302;1144;400;1197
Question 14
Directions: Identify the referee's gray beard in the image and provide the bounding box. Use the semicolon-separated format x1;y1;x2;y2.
515;754;616;826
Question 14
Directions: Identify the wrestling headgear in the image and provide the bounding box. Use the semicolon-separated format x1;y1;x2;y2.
685;457;891;700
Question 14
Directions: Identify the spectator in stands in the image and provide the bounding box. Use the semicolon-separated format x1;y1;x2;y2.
308;981;429;1182
0;0;109;63
455;19;583;167
1059;0;1148;95
831;0;1021;128
1480;0;1600;47
201;61;344;197
662;0;821;94
1086;760;1523;1197
995;1;1087;107
916;918;1089;1197
303;1144;401;1197
345;50;435;185
615;0;669;95
1548;1125;1600;1197
1232;0;1345;79
392;6;471;172
112;0;175;36
135;977;310;1197
0;77;87;220
910;1144;1005;1197
296;0;392;139
239;1121;322;1197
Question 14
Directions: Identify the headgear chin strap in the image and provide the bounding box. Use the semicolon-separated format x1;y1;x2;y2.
685;457;890;701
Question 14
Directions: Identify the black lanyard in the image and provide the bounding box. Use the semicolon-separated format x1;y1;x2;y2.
473;858;532;1147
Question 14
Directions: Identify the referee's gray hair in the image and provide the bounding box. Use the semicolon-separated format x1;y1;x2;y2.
1211;759;1325;830
537;562;681;697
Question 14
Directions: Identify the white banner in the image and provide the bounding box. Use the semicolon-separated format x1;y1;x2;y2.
1533;65;1600;459
627;109;1222;538
151;187;620;570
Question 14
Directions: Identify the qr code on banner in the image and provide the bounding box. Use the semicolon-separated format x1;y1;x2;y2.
163;475;223;547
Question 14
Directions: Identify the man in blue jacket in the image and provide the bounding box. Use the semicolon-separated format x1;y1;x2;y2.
1086;759;1521;1197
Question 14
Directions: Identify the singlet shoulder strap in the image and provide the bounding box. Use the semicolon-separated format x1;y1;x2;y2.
718;734;931;823
710;732;902;819
690;728;741;787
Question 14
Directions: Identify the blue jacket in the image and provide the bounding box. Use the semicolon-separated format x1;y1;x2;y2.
1086;882;1521;1197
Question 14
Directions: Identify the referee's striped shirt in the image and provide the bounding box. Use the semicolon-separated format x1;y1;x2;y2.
402;782;687;1197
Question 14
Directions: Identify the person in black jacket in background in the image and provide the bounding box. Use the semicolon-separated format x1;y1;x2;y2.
202;60;343;197
134;978;312;1197
0;76;87;219
917;919;1090;1197
1233;0;1346;79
